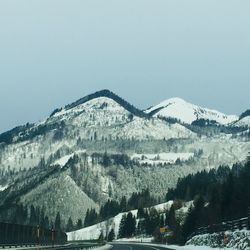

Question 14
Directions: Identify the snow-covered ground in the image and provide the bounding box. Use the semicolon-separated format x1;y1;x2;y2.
111;242;237;250
67;201;191;241
148;243;237;250
67;209;138;241
53;153;74;167
94;244;113;250
187;230;250;250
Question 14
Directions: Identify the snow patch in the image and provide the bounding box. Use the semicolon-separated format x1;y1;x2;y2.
53;154;74;167
0;185;8;191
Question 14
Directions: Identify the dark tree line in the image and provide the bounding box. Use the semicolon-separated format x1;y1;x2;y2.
66;217;83;232
117;207;165;240
90;152;133;168
165;156;250;244
118;212;136;238
83;189;156;228
0;203;58;230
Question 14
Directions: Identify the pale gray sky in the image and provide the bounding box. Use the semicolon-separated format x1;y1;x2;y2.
0;0;250;132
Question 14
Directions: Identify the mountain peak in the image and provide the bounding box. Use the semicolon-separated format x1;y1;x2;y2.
146;97;238;125
239;109;250;120
50;89;148;118
159;97;185;104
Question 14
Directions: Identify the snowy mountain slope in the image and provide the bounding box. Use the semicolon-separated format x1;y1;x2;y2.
234;116;250;127
20;173;98;225
231;109;250;127
51;89;148;119
146;97;238;125
0;89;249;230
0;94;195;171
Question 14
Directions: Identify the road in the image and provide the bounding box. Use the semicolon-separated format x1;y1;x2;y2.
111;243;173;250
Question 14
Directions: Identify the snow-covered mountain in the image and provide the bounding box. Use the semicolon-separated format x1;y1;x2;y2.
0;89;249;229
234;117;250;127
145;97;238;125
233;109;250;127
0;91;195;171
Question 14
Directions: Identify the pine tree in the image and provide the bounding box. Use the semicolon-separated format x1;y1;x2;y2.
76;219;83;229
44;216;50;229
137;207;145;218
55;212;61;231
66;217;74;232
181;196;205;243
120;196;127;212
29;205;37;226
107;228;115;241
98;232;104;243
118;214;127;238
40;207;46;228
84;209;90;227
125;212;136;237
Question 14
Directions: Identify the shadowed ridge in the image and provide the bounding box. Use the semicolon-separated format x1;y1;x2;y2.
51;89;149;118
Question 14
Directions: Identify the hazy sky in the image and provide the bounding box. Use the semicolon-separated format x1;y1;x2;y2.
0;1;250;133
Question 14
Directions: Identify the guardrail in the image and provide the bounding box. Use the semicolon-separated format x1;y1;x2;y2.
188;208;250;240
43;243;104;250
0;243;104;250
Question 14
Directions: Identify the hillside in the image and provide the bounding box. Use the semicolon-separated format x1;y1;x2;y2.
0;89;249;230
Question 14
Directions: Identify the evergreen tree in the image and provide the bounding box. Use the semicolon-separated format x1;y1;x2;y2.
29;205;37;226
118;214;127;238
40;207;46;228
102;152;111;167
181;196;205;243
66;217;74;232
125;212;136;237
145;208;160;235
84;209;90;227
120;196;127;212
55;212;61;231
76;219;83;229
136;219;146;235
137;207;145;218
98;232;104;243
44;216;50;229
107;228;115;241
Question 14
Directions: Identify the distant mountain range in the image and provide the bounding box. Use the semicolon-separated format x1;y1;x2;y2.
47;89;249;126
0;89;249;146
0;89;249;229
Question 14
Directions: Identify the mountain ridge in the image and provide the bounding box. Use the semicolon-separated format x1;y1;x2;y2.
50;89;149;119
146;97;238;125
0;89;249;230
1;90;248;146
